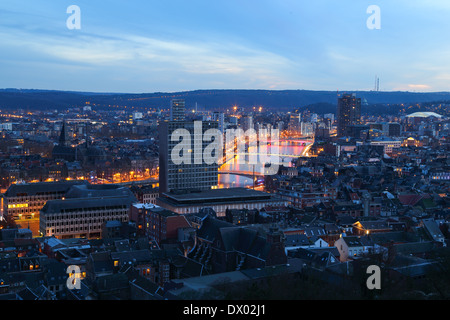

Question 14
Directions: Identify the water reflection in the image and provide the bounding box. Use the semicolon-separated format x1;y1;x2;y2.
218;139;311;188
217;174;253;189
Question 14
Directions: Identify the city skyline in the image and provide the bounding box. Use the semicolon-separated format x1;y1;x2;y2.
1;1;450;93
0;0;449;304
0;85;448;301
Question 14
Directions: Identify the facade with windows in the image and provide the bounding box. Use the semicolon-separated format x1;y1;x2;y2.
144;206;191;245
3;180;88;221
158;120;219;194
169;99;186;122
156;188;288;217
39;196;135;239
370;138;402;154
337;93;361;137
334;236;376;262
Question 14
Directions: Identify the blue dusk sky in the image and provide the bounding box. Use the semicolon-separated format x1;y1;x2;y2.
0;0;449;93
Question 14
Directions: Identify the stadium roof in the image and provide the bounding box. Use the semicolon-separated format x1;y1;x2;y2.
406;112;442;118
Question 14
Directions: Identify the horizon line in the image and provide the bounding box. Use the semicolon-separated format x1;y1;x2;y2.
1;87;450;95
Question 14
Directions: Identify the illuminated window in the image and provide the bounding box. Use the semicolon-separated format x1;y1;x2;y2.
8;203;28;209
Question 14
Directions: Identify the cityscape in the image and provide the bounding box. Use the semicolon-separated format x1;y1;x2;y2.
0;0;449;308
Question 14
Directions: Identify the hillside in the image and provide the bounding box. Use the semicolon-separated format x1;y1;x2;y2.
1;88;449;114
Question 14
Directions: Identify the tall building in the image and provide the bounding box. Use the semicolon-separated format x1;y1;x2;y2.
337;93;361;137
212;112;225;133
241;115;253;132
158;120;219;195
382;122;402;137
324;113;335;129
170;99;186;121
300;121;314;137
288;113;301;132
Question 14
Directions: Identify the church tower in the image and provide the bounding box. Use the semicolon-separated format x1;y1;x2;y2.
58;121;68;146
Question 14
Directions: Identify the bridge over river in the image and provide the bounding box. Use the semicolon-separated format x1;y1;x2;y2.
218;138;313;188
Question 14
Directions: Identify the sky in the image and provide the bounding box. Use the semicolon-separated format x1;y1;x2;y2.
0;0;450;93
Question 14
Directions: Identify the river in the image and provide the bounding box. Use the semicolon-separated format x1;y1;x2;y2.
218;139;312;188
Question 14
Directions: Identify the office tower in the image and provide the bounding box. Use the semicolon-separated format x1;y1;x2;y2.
229;116;238;126
158;120;219;195
382;122;402;137
277;121;284;131
300;121;314;137
337;93;361;137
212;112;225;133
170;99;186;121
315;122;330;139
241;115;253;132
323;113;334;130
211;112;226;168
288;113;301;132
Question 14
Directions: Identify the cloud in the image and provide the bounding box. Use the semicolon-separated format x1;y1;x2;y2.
407;84;431;90
392;84;432;92
2;1;450;92
0;23;301;91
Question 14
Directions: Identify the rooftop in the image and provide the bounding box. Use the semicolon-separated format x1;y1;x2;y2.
147;206;179;218
4;180;89;197
406;112;443;118
159;187;282;207
65;184;136;200
41;196;136;214
164;188;272;201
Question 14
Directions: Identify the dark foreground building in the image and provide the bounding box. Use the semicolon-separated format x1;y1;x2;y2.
188;215;287;274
